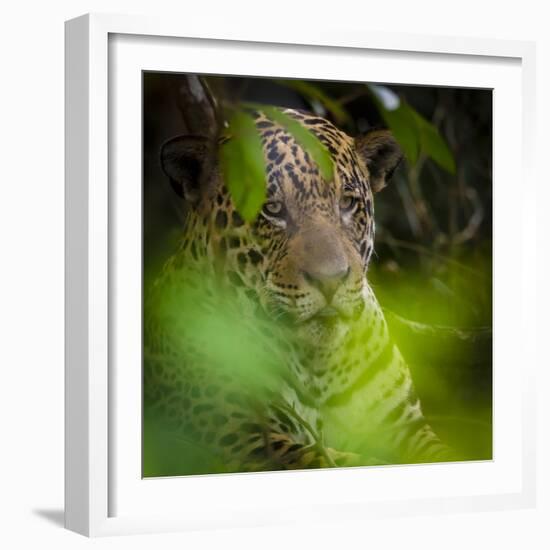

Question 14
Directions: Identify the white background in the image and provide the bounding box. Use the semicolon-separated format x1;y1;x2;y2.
0;1;548;548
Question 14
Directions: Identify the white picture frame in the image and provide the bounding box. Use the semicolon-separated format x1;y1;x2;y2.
65;12;537;537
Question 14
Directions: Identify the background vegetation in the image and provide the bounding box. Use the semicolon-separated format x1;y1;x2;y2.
143;73;492;474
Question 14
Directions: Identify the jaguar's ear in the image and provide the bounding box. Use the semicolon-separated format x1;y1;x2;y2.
160;135;214;202
355;129;402;193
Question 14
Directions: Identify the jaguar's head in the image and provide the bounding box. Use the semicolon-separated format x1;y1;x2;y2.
161;109;401;344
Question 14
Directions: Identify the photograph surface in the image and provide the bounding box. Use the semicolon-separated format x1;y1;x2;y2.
142;73;492;477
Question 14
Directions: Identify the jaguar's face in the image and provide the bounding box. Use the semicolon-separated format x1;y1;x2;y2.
161;109;401;344
253;138;373;336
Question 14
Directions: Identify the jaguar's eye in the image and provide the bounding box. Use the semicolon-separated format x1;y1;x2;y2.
262;201;285;218
339;195;358;214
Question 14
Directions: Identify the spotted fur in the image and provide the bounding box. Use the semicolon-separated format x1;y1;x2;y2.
145;108;452;473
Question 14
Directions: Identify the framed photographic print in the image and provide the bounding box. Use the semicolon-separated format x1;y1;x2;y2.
65;13;537;536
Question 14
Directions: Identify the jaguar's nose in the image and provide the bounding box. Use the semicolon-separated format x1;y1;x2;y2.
303;265;351;302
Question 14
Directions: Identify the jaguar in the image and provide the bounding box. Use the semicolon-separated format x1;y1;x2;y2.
144;107;453;473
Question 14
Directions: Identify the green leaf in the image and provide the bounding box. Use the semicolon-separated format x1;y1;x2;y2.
219;110;267;222
257;105;334;182
276;79;351;125
376;100;421;165
410;109;456;174
368;85;455;174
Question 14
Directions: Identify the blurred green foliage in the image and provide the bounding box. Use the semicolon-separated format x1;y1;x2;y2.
143;250;491;477
144;262;290;476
